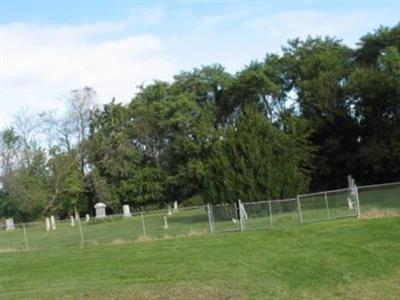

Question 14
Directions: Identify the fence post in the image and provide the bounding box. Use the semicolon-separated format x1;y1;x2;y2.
207;204;214;234
140;212;146;238
22;224;29;251
324;192;330;219
297;195;304;224
268;201;273;227
234;201;240;231
238;200;245;232
349;175;361;218
77;218;85;248
354;185;361;218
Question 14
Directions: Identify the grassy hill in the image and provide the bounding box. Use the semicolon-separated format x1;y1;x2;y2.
1;216;400;299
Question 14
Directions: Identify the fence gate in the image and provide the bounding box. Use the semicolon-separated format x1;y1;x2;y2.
298;188;359;223
211;203;240;233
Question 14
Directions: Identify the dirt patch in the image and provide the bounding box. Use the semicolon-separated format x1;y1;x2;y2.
134;235;156;243
361;209;400;219
111;239;130;245
36;286;242;300
134;287;242;300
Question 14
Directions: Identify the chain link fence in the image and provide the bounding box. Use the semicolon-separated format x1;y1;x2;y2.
358;182;400;217
1;181;399;252
297;188;358;223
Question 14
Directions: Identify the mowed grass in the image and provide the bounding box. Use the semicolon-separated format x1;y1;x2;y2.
1;216;400;299
2;182;399;252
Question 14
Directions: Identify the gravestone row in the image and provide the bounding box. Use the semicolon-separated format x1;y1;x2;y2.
2;201;180;232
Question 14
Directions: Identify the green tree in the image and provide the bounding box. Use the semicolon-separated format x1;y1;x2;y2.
280;37;358;189
46;147;84;218
349;24;400;183
88;100;142;210
204;105;311;203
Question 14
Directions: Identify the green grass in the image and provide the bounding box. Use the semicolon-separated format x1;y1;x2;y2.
1;217;400;299
358;184;400;215
0;204;313;252
2;182;398;252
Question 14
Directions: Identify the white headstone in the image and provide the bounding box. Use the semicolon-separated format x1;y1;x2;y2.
70;216;75;227
75;211;80;221
85;214;90;222
50;215;56;230
94;202;107;219
347;174;353;188
173;201;178;211
45;217;51;231
167;205;172;216
5;218;15;231
123;204;132;217
240;202;248;220
347;197;354;210
163;216;169;229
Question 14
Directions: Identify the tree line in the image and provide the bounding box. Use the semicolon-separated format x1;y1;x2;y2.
1;23;399;221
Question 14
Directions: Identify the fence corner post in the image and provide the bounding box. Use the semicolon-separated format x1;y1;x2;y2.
140;211;146;238
207;204;214;234
268;200;273;227
296;195;304;224
354;185;361;218
238;200;246;232
22;223;30;251
77;218;85;248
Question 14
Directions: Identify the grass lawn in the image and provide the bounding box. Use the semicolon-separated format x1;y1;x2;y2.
1;216;400;299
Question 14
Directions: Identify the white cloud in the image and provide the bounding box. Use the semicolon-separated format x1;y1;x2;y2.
244;10;399;49
1;20;175;127
1;6;398;128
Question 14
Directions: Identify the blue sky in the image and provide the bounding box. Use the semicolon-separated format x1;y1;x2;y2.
1;0;399;127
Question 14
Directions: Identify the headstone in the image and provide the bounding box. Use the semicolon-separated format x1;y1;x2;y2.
94;202;107;219
5;218;15;231
45;217;51;231
239;201;248;220
347;175;356;210
85;214;90;222
167;205;172;216
50;215;56;230
70;216;75;227
123;204;132;217
75;210;80;221
347;174;353;188
347;197;354;210
163;216;169;229
173;201;178;211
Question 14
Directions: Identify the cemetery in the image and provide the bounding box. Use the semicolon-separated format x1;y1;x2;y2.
1;1;399;299
0;180;399;253
1;215;400;299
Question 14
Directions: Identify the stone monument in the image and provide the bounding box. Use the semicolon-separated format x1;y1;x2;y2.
5;218;15;231
50;215;56;230
94;202;107;219
163;216;169;229
45;217;51;231
123;204;132;217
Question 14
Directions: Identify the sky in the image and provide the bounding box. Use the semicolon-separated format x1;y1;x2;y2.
1;0;399;128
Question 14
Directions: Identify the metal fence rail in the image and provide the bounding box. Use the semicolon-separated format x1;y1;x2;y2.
298;188;358;223
1;181;399;252
358;182;400;216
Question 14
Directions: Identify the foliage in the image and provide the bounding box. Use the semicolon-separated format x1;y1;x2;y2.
349;24;400;184
1;217;400;298
1;23;399;220
205;105;310;203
